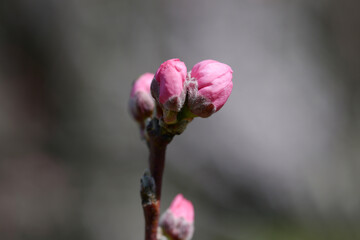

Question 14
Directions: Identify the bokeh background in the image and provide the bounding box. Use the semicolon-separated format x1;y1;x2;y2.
1;0;359;239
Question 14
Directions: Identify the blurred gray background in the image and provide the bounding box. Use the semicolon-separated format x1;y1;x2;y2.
0;0;359;239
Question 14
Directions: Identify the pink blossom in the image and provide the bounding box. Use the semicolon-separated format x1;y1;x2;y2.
152;59;187;112
187;60;233;117
129;73;155;122
160;194;194;240
169;194;194;223
130;73;154;98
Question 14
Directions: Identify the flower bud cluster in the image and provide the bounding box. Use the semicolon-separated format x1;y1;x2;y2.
129;59;230;239
129;58;233;135
150;58;233;133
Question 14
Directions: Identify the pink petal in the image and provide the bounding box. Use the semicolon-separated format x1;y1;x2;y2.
155;59;187;104
191;60;233;111
169;194;194;223
130;73;154;97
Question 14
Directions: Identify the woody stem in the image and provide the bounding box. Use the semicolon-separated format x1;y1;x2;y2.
142;118;174;240
141;171;160;240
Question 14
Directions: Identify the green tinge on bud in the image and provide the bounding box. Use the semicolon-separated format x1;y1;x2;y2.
159;118;192;135
162;109;178;124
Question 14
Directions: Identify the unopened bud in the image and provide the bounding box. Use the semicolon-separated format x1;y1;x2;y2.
129;73;155;123
187;60;233;118
151;59;187;124
160;194;194;240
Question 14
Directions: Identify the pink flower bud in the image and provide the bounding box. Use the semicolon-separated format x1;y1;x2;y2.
151;59;187;124
129;73;155;122
187;60;233;118
159;194;194;240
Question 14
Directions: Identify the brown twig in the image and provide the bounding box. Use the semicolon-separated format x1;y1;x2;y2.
146;118;174;200
141;171;160;240
141;119;174;240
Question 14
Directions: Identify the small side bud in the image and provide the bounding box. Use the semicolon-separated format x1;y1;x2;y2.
129;73;155;123
140;170;156;205
151;59;187;124
160;194;194;240
187;60;233;118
